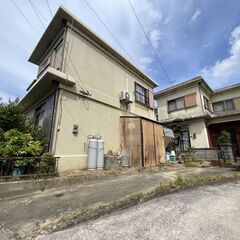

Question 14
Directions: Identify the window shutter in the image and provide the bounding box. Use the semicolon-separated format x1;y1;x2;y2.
234;97;240;110
148;90;154;109
184;93;197;108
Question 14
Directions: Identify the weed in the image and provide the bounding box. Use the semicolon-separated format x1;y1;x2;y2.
174;175;184;185
184;162;199;168
10;233;24;240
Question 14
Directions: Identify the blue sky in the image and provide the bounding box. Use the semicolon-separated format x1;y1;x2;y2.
0;0;240;100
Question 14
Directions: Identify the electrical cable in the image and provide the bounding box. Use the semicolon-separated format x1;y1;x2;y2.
127;0;174;85
45;0;53;17
10;0;40;36
28;0;46;28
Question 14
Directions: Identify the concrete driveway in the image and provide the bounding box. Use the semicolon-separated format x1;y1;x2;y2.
0;167;238;239
37;181;240;240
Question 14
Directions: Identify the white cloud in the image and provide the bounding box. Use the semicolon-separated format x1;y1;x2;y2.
201;25;240;86
139;56;154;71
191;9;201;22
149;29;161;49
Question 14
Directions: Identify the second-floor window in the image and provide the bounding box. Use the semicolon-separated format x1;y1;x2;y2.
204;96;211;111
135;83;149;106
168;97;185;112
38;39;63;76
167;93;197;113
134;83;154;109
213;99;235;112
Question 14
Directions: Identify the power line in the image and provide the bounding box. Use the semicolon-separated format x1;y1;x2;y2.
82;0;139;68
29;0;49;24
127;0;174;84
10;0;40;36
45;0;53;17
28;0;46;29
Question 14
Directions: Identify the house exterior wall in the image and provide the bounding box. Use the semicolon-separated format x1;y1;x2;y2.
48;27;157;172
63;28;155;119
157;85;203;122
21;7;161;173
211;88;240;103
188;119;209;148
53;89;145;172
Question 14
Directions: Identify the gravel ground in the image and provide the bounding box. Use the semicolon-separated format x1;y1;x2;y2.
37;181;240;240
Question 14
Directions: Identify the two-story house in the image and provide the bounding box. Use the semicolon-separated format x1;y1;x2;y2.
19;6;160;172
154;76;240;160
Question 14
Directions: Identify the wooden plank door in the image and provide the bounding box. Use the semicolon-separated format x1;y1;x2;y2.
153;123;165;164
142;119;156;167
120;118;142;167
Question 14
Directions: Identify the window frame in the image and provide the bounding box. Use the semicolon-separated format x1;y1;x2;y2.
213;99;235;112
203;96;211;111
167;97;185;113
135;82;149;107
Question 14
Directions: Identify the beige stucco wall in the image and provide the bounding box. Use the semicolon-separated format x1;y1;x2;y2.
50;27;158;172
53;90;145;172
157;85;203;122
63;28;155;120
188;119;209;148
212;88;240;103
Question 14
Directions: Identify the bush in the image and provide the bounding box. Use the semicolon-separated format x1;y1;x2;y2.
0;129;42;157
217;130;231;144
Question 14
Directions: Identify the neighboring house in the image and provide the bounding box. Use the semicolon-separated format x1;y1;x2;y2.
20;6;160;172
154;76;240;160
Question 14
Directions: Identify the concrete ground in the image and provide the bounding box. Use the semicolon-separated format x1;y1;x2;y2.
0;167;237;239
37;181;240;240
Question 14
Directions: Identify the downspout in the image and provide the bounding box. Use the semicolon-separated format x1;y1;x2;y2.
49;88;60;153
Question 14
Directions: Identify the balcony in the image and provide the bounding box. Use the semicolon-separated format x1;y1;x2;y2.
20;67;76;110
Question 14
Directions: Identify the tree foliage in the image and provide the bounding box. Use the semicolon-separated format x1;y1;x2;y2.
0;98;47;157
217;130;232;144
0;98;26;132
0;129;42;157
168;118;189;151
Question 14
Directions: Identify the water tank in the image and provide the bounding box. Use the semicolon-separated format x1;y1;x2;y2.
88;139;98;170
97;139;104;169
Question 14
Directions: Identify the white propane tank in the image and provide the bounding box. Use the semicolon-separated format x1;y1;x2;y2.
88;139;98;170
97;139;104;169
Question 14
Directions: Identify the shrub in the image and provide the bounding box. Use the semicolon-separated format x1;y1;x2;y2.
0;129;42;157
217;130;232;144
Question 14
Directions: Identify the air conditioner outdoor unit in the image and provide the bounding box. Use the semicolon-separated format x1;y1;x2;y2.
120;90;132;103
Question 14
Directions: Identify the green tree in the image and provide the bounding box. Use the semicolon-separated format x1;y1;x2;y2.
168;118;189;151
0;98;26;132
0;98;47;150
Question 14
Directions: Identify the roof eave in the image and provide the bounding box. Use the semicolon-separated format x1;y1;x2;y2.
28;6;158;88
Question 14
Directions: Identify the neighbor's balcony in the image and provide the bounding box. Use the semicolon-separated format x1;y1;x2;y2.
20;66;76;110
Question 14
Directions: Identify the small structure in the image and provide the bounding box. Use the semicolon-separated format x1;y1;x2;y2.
120;116;165;167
